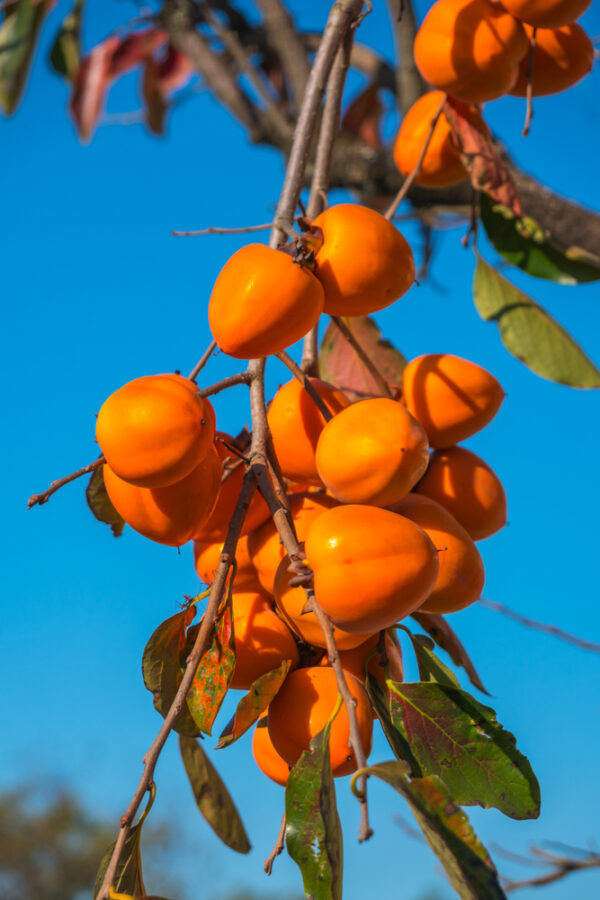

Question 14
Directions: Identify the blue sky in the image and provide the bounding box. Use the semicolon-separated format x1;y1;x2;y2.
2;1;600;898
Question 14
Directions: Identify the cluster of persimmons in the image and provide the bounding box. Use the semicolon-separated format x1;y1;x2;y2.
94;198;508;786
394;0;594;187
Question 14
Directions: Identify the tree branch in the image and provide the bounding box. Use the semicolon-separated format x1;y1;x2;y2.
479;597;600;654
27;457;105;509
254;0;311;112
385;0;427;113
276;350;333;420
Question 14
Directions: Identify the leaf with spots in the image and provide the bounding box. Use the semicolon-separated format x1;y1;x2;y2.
358;761;506;900
93;785;155;898
86;464;125;537
216;659;291;749
141;606;200;738
285;715;343;900
412;611;489;695
388;681;540;820
186;597;235;735
179;735;251;853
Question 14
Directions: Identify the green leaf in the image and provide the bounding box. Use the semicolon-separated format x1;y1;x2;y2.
186;597;235;736
398;626;461;689
86;464;125;537
473;256;600;388
412;611;489;695
388;681;541;820
0;0;50;115
93;785;156;898
179;735;251;854
141;607;200;738
319;315;406;401
359;761;506;900
285;716;343;900
49;0;84;83
216;659;291;749
366;673;416;767
480;193;600;285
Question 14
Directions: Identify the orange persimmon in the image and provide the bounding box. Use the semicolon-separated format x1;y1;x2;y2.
500;0;592;28
194;533;263;593
252;717;290;786
229;592;299;690
510;23;594;96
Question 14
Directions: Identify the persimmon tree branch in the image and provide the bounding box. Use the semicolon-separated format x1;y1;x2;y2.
502;844;600;892
479;597;600;653
188;339;217;380
263;810;287;875
27;457;105;509
254;0;311;111
198;370;252;397
276;351;334;421
385;0;427;113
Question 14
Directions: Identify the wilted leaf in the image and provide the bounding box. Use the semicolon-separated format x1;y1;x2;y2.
360;761;506;900
341;82;383;149
319;315;406;401
186;598;235;735
388;681;541;820
49;0;83;82
473;256;600;387
285;717;343;900
412;611;489;695
70;34;120;140
0;0;51;114
93;786;156;899
216;659;291;749
155;43;194;93
479;193;600;285
86;464;125;537
444;97;521;216
109;28;166;78
142;606;200;737
179;735;251;853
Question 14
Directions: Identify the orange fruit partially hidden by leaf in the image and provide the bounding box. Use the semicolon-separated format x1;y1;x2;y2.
510;23;594;96
252;717;290;786
229;592;299;691
194;534;263;593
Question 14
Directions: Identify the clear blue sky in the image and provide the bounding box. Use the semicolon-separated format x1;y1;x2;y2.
2;2;600;899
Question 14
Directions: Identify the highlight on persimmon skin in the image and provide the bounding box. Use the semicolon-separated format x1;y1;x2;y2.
304;505;439;634
194;533;263;593
252;716;290;786
499;0;592;28
208;244;324;360
393;91;489;188
268;666;373;777
267;377;350;485
315;398;429;507
414;0;528;103
311;204;415;316
402;353;505;448
96;374;215;488
392;494;485;614
229;592;300;690
273;554;375;651
103;445;221;547
509;23;594;97
416;446;507;541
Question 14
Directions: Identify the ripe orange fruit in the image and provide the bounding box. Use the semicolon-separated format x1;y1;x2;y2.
103;445;221;546
393;91;489;188
194;533;263;593
208;245;324;359
305;505;439;633
499;0;592;28
416;447;507;541
252;717;290;786
315;398;429;507
96;374;215;488
193;434;270;542
247;491;338;592
229;592;299;690
268;666;373;777
267;378;350;485
335;633;404;687
414;0;528;103
273;555;375;651
509;23;594;96
393;494;485;614
311;204;415;316
402;353;504;448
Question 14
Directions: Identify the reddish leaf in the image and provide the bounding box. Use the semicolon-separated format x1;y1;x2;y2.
186;599;235;735
109;28;166;78
444;96;521;217
412;611;489;695
319;315;406;401
70;34;120;140
157;44;194;93
216;659;291;749
341;82;383;149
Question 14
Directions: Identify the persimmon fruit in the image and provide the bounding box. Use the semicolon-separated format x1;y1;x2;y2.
268;666;373;777
194;533;263;593
499;0;592;28
509;23;594;96
229;592;299;690
208;244;324;359
96;374;215;488
402;353;504;448
311;204;415;316
315;398;429;507
304;505;439;633
334;633;404;687
252;717;290;786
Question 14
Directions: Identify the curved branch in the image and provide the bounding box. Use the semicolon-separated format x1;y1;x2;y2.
385;0;427;113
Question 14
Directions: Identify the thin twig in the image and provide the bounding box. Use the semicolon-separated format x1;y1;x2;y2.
522;27;537;138
384;92;447;221
188;339;217;381
264;811;287;874
479;598;600;654
27;457;105;509
330;316;392;398
503;845;600;893
173;222;277;237
198;371;251;397
276;351;333;421
254;0;311;111
385;0;427;113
